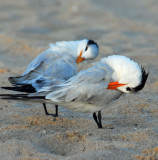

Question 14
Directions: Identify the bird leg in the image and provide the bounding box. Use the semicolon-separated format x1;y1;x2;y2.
98;110;102;128
55;105;58;117
43;103;49;115
42;103;58;117
93;111;102;128
93;112;100;128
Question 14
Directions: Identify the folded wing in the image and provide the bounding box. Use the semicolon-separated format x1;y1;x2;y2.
8;49;77;92
45;63;113;103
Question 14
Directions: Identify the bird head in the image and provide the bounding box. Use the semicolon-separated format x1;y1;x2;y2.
103;55;149;93
76;39;99;64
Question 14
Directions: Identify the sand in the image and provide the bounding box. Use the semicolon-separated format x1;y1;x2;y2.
0;0;158;159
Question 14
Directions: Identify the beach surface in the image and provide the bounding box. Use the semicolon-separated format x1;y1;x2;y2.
0;0;158;159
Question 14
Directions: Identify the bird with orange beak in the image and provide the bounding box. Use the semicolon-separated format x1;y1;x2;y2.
1;55;148;128
1;39;99;116
39;55;148;128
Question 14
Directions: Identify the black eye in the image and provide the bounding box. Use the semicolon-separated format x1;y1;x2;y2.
85;45;88;51
126;87;132;91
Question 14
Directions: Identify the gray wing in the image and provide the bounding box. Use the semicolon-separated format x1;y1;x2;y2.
9;48;77;91
32;56;77;91
45;63;113;103
22;48;52;75
23;40;80;76
25;56;77;91
22;48;76;77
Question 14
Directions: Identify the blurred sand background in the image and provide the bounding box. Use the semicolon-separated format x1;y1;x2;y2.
0;0;158;159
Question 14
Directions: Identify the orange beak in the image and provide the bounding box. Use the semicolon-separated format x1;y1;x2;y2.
76;50;85;64
107;81;127;90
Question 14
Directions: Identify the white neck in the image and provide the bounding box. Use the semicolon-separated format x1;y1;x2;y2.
49;39;87;59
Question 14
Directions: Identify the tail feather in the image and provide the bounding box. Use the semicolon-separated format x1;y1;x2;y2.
0;93;47;103
8;75;28;85
1;84;36;93
0;93;28;97
8;63;43;85
0;94;45;99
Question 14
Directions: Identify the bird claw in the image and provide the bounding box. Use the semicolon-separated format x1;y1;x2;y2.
45;112;58;117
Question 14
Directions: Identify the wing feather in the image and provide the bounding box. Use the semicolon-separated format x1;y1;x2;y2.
46;63;113;103
10;49;77;91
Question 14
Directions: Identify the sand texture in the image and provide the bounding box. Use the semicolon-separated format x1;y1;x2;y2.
0;0;158;159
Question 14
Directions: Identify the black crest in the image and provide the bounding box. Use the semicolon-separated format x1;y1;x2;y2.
131;66;149;92
1;84;36;93
85;39;99;51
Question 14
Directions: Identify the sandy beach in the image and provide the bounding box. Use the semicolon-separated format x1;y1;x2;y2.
0;0;158;159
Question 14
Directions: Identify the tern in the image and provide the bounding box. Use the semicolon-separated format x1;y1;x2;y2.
1;55;148;128
1;39;99;117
